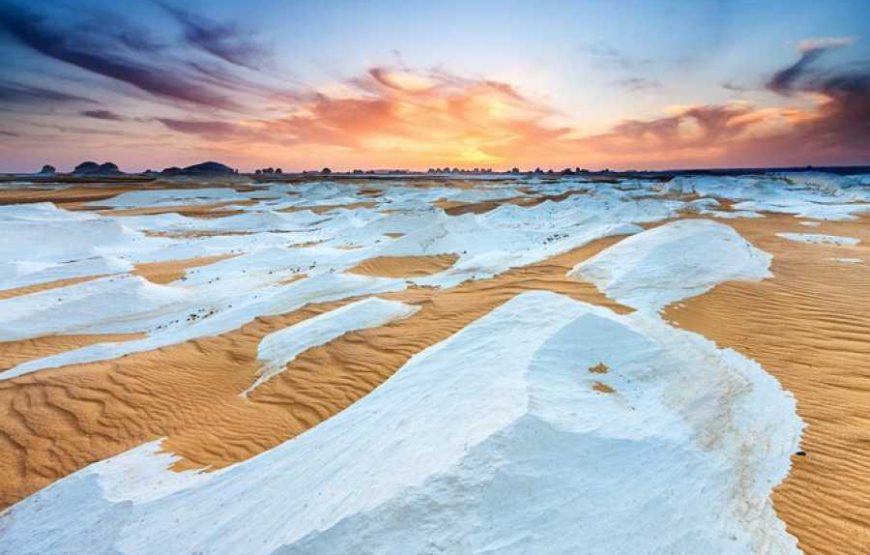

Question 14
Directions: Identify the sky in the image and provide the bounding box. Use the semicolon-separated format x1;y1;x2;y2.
0;0;868;172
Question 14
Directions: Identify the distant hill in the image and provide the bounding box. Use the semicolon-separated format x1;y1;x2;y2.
72;161;123;176
162;161;237;176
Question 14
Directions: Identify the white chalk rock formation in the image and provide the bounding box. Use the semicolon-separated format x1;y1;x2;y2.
0;292;801;555
571;219;772;311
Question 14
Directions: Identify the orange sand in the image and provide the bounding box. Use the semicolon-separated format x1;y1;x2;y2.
279;201;377;214
0;333;145;373
96;200;257;218
0;275;105;301
132;254;235;284
347;254;459;278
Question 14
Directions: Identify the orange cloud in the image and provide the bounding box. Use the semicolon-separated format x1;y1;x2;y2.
159;67;573;168
155;60;868;171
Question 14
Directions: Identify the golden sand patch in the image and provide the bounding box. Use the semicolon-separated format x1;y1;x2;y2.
0;275;106;301
0;185;141;209
96;200;258;218
384;232;405;238
0;333;145;373
664;213;870;554
132;254;235;285
433;190;591;217
278;201;377;214
347;254;459;278
433;197;537;216
0;233;631;508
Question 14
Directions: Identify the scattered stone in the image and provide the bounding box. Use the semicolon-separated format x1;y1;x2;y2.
588;362;609;374
592;381;615;394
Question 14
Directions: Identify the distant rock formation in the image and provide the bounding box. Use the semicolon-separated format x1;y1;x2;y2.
162;161;238;176
73;161;100;175
254;167;282;175
72;161;123;176
98;162;120;174
37;164;56;175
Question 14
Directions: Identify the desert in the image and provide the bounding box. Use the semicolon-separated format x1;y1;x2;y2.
0;169;868;554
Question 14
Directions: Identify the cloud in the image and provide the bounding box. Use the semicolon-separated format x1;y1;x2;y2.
797;36;854;54
0;80;93;105
576;41;870;168
80;109;123;121
153;54;870;170
769;36;855;94
157;118;240;136
159;3;270;69
156;66;572;166
0;3;237;109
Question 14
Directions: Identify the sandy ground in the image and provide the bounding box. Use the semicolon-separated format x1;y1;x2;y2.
0;275;106;300
132;254;236;284
347;254;459;278
664;213;870;554
96;199;258;218
278;201;377;214
0;333;146;373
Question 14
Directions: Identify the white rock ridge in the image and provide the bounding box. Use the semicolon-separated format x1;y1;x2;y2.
570;219;772;311
0;292;802;555
776;232;861;246
244;297;420;394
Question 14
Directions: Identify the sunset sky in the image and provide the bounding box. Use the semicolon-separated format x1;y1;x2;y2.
1;0;868;172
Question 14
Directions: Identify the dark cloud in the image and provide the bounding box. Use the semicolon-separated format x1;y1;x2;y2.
763;42;870;160
767;38;853;95
0;3;237;109
157;118;241;137
0;80;93;105
767;48;828;94
80;109;123;121
159;3;270;69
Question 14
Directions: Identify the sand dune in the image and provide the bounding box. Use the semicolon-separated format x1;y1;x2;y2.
347;254;459;277
665;214;870;554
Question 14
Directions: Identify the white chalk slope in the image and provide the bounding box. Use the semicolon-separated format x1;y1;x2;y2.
571;219;772;311
0;291;802;555
777;232;861;246
245;297;419;394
